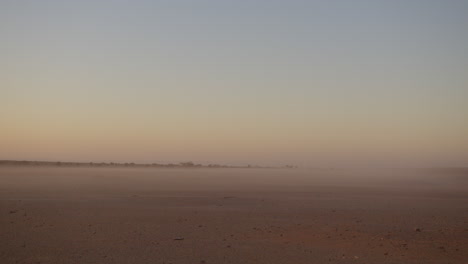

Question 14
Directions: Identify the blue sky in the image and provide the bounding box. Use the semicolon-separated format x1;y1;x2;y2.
1;0;468;166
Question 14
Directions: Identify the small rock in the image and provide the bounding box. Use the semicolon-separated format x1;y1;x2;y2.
414;228;422;232
174;237;184;240
9;210;17;214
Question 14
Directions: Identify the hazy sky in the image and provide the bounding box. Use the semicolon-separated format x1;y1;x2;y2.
1;0;467;167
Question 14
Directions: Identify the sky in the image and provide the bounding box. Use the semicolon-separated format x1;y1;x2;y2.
1;0;467;167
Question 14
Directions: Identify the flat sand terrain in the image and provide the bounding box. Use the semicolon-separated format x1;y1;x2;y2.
1;167;467;264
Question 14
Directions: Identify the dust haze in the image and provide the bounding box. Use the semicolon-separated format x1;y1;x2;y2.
1;166;467;263
2;0;468;263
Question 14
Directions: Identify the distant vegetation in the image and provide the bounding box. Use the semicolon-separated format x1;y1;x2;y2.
0;160;297;169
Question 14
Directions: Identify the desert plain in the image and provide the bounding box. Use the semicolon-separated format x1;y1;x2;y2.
1;166;467;264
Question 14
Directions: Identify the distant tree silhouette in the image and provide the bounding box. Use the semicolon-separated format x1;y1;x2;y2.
180;161;195;167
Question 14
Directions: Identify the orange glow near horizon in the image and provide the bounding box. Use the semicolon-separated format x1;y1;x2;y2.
2;1;467;167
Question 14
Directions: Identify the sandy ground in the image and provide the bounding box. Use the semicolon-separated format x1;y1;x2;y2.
0;167;467;264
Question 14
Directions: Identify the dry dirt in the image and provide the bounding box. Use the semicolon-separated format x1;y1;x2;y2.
1;167;467;263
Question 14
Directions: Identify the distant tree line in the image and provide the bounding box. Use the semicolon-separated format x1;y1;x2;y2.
0;160;297;169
